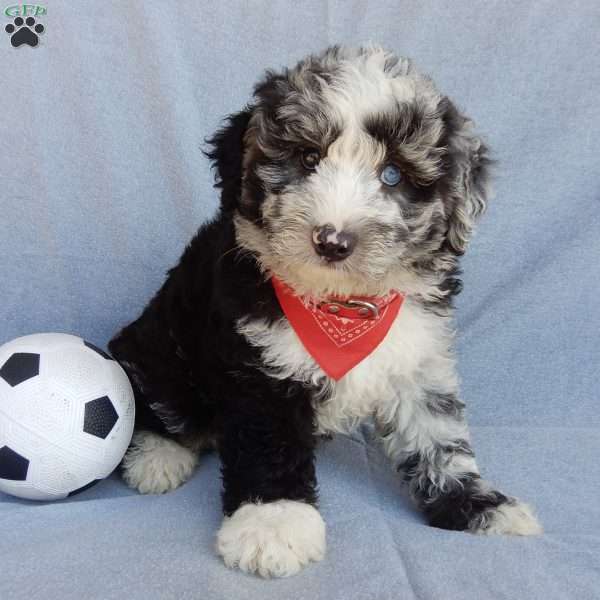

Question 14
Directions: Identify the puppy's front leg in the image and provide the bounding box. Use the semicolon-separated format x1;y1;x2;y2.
377;383;542;536
215;378;325;578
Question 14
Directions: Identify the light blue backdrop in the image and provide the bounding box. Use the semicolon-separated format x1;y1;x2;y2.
1;2;599;599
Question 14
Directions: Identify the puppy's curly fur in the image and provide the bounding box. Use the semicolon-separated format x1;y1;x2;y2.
109;46;541;578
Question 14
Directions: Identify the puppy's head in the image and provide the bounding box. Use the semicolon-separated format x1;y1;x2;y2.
207;46;491;298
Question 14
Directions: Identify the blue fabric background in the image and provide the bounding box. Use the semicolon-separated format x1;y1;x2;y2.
1;1;599;598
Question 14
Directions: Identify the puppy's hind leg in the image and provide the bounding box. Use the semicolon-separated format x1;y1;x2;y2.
122;430;201;495
377;382;542;536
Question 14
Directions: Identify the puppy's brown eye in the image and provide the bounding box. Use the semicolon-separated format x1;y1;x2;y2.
300;149;320;170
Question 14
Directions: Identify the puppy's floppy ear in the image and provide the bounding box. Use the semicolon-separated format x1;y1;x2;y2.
441;98;493;255
205;108;254;212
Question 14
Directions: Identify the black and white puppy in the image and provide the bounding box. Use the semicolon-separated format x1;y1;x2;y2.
109;46;542;578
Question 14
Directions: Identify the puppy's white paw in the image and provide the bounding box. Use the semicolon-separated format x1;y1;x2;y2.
121;431;198;494
216;500;326;578
476;499;543;536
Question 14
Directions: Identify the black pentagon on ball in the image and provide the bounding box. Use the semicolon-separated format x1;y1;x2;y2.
83;396;119;439
83;341;113;360
0;352;40;387
68;479;101;497
0;446;30;481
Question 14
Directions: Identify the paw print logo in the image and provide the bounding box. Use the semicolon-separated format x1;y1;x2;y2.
5;17;45;47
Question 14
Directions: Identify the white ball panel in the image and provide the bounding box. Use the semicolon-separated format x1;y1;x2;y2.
2;416;102;499
0;376;49;429
0;333;83;355
0;480;67;501
42;347;110;400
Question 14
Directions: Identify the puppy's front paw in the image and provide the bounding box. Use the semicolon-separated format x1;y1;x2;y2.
121;431;198;494
475;499;543;536
216;500;326;578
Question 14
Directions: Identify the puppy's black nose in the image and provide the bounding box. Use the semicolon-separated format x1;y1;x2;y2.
312;224;357;262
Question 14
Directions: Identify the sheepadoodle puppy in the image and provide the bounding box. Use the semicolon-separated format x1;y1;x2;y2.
109;45;542;578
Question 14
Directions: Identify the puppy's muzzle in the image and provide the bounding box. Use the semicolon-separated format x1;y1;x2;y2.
312;224;357;262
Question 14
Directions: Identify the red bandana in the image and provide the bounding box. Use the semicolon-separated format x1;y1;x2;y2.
271;276;404;380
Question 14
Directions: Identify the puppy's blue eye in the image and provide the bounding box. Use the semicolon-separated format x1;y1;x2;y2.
380;164;402;187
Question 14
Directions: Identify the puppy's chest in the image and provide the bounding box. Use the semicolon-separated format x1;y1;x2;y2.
238;299;449;433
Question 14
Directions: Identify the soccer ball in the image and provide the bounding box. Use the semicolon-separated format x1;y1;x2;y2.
0;333;135;500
